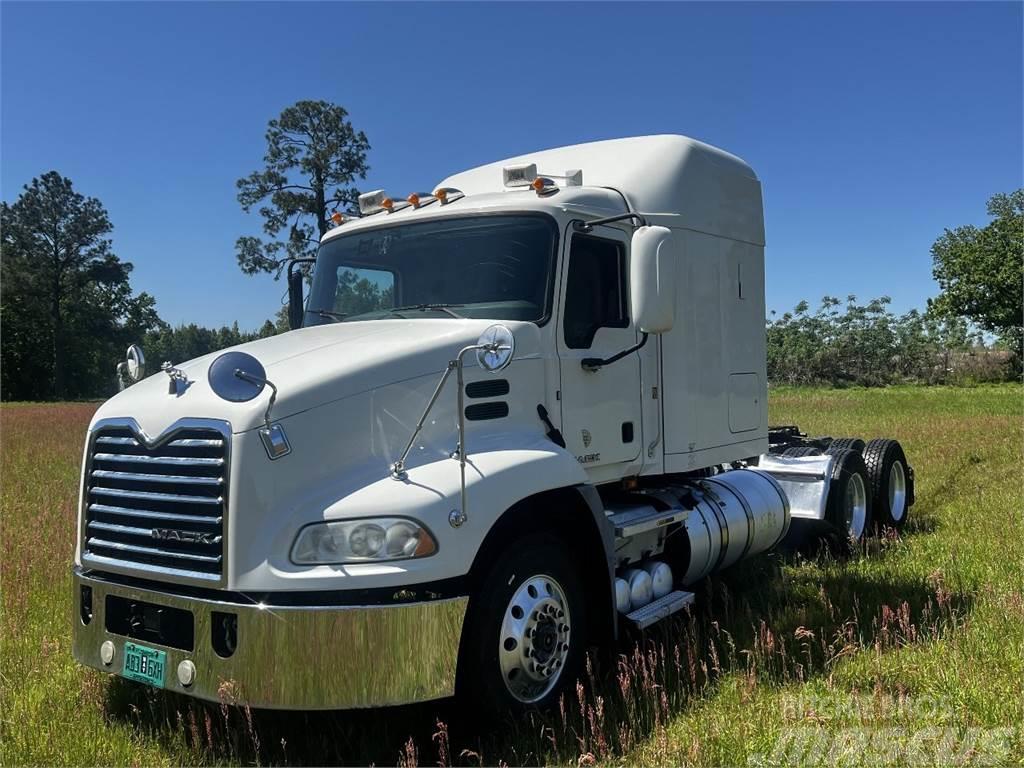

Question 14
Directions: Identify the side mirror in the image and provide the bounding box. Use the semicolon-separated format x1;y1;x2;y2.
630;226;675;334
287;266;305;330
116;344;146;391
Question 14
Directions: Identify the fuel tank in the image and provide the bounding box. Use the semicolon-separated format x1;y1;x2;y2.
663;468;790;584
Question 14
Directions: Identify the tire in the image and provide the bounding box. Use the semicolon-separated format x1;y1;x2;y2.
456;534;586;718
863;438;912;529
825;449;872;542
783;446;820;457
826;437;866;454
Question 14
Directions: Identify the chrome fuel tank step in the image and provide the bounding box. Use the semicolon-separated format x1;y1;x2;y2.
625;590;695;630
606;502;687;538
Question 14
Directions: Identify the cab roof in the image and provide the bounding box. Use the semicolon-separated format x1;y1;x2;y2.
323;135;764;246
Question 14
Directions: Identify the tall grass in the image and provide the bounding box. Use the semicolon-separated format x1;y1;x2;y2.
2;386;1021;766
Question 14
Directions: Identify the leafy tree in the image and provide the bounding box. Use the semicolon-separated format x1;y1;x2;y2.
929;189;1023;359
235;100;370;276
765;295;995;387
272;305;291;334
1;172;160;400
142;320;276;369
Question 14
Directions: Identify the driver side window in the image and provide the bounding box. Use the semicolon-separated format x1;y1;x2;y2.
563;235;628;349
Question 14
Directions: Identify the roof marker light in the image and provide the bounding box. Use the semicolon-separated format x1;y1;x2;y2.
330;212;344;225
407;193;421;208
380;196;395;212
433;187;464;205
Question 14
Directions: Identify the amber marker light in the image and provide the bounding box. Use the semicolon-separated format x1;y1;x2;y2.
531;177;546;193
381;197;394;212
330;212;344;225
414;528;438;557
433;188;448;204
407;193;421;208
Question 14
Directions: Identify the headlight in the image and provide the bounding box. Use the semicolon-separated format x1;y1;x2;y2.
290;518;437;565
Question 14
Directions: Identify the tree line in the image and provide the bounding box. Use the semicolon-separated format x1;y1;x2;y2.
1;100;1020;401
766;296;1010;387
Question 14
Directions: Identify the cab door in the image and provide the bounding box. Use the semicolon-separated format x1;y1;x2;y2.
557;224;643;472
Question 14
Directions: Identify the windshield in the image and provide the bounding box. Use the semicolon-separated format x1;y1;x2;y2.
305;214;558;326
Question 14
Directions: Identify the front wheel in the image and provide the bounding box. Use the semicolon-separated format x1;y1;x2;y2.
456;534;586;717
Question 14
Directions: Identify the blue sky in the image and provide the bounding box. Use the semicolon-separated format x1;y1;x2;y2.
2;2;1021;331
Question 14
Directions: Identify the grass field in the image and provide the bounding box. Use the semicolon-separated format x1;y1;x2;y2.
2;386;1022;766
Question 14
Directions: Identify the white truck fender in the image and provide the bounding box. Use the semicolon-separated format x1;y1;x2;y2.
281;435;621;638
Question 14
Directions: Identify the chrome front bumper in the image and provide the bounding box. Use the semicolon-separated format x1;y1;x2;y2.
72;568;468;710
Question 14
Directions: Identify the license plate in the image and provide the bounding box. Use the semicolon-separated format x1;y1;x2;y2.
122;642;166;688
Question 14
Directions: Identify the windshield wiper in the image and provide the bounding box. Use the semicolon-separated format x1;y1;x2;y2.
311;309;348;322
388;303;465;319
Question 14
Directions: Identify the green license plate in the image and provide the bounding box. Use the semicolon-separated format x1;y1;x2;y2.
122;642;166;688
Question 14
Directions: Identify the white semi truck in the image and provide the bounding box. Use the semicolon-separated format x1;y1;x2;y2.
72;135;914;715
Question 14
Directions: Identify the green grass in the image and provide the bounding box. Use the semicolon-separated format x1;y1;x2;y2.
2;386;1022;766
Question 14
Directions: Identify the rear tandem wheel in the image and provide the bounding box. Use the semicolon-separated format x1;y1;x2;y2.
825;448;873;544
863;438;913;530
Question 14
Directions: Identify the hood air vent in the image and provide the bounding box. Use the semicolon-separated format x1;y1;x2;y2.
465;379;510;399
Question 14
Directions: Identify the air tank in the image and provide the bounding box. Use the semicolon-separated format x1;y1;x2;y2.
622;568;654;610
641;560;674;599
614;578;632;613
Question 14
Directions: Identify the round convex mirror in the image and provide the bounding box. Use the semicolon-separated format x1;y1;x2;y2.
125;344;146;382
208;351;267;402
476;324;515;372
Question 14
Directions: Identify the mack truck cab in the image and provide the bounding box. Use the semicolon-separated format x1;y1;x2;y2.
72;135;914;715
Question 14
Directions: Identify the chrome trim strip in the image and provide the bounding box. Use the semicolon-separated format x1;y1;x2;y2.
89;503;222;526
90;486;222;505
93;453;224;467
91;469;223;486
94;434;224;450
95;436;140;446
87;520;223;544
87;537;222;563
80;417;232;589
88;521;166;538
72;569;468;710
81;554;222;582
169;438;224;448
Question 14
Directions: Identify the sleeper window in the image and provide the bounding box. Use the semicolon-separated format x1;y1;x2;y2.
563;235;628;349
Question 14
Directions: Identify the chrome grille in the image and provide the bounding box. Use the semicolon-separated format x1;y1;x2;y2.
83;424;228;582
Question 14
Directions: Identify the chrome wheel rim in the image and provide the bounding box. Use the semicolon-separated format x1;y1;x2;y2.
844;473;868;540
499;575;571;704
889;461;907;522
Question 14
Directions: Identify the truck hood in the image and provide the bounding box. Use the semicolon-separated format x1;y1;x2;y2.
91;319;539;438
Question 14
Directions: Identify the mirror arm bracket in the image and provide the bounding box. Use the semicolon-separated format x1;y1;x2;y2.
286;257;317;278
390;339;506;529
234;368;279;431
582;332;649;372
573;212;647;233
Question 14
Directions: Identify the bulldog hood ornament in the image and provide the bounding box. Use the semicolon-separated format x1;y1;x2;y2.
161;361;190;396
